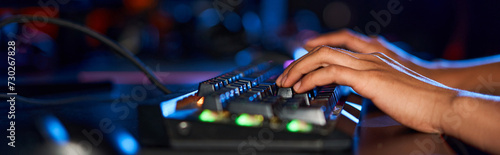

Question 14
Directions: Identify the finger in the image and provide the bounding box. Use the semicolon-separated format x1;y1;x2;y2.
280;47;364;88
279;46;359;87
277;46;334;86
276;45;324;85
304;29;373;53
292;65;362;93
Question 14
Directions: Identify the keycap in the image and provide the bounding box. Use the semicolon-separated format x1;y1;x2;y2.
278;106;328;125
277;87;294;98
237;91;262;101
202;87;238;111
202;93;227;111
227;100;275;118
294;93;311;106
228;83;247;93
198;81;217;96
258;83;276;96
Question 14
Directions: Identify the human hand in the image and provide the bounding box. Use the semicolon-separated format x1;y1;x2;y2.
303;29;433;77
275;46;458;133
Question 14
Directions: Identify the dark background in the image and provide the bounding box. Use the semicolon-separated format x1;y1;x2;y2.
1;0;499;76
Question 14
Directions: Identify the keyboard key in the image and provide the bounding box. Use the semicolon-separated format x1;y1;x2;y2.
228;100;275;118
278;106;328;125
198;82;217;96
294;93;311;106
202;93;227;111
277;87;294;98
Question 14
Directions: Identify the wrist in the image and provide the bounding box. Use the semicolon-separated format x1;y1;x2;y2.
438;90;465;137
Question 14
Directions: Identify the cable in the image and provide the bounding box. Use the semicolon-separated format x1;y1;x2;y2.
0;15;172;94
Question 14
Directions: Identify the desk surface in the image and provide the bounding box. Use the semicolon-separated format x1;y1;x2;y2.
346;94;456;155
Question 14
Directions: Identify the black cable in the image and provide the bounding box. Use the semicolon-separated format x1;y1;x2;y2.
0;15;172;94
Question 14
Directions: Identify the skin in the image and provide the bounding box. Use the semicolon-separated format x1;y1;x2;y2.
276;29;500;154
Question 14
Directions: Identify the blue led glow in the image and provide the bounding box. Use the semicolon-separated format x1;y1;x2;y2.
44;116;69;145
198;8;220;28
165;109;198;119
293;47;308;60
2;23;17;34
294;10;321;32
223;12;242;32
242;12;262;34
235;49;253;66
173;4;193;23
261;0;286;33
341;110;359;123
220;94;226;103
115;130;139;155
161;90;198;117
345;101;362;111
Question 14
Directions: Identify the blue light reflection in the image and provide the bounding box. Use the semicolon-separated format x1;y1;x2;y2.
235;49;253;66
43;116;69;145
161;90;198;117
341;110;359;124
115;130;139;155
293;47;308;60
223;12;242;32
242;12;261;34
198;8;220;28
173;4;193;23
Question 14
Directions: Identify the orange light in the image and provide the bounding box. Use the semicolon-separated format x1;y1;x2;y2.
197;97;204;107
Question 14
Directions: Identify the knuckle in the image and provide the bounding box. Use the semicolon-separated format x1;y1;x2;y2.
339;29;358;38
303;73;315;82
316;46;331;56
326;66;339;75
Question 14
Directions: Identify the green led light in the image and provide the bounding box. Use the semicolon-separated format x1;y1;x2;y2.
235;113;263;127
199;109;217;122
286;119;312;133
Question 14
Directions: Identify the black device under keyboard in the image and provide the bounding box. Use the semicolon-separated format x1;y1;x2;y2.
157;61;352;152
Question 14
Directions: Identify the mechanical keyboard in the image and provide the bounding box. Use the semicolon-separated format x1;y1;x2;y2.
152;61;353;152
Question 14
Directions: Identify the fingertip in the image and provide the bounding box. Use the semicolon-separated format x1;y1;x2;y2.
293;81;302;93
303;46;314;52
276;75;283;86
304;38;319;48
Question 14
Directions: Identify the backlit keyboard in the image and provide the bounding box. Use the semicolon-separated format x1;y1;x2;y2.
155;61;352;151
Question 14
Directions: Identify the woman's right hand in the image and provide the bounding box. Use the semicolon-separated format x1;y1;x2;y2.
276;45;458;134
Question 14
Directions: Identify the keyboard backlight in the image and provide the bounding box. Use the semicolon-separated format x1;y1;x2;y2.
196;97;204;107
235;113;263;127
199;109;217;122
286;119;312;133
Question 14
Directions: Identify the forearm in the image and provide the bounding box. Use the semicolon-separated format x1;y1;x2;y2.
418;56;500;95
429;64;500;95
440;91;500;153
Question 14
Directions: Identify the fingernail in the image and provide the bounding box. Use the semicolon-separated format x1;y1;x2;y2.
293;81;301;91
